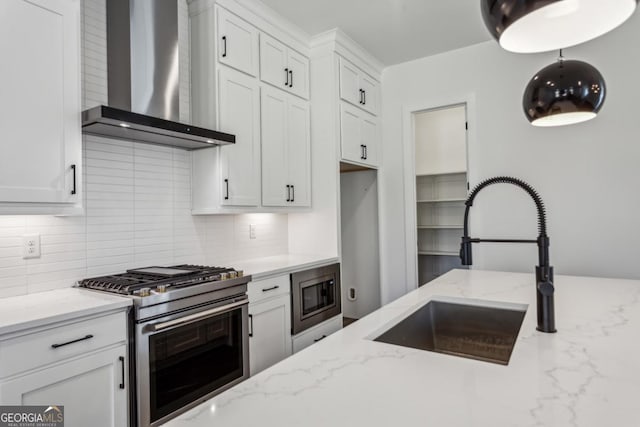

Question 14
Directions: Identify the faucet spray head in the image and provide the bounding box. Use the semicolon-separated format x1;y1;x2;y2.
460;237;473;266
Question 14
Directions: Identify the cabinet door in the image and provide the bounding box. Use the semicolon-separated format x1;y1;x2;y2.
287;97;311;207
361;114;379;167
0;345;128;427
249;294;292;376
0;0;81;204
339;57;360;107
287;49;310;100
359;73;379;116
217;7;259;76
218;66;261;206
260;86;288;207
260;33;289;92
340;103;364;164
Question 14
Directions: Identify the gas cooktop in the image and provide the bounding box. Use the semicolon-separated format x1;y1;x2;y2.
77;265;244;296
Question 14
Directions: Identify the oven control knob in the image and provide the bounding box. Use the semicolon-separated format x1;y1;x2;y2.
229;271;238;279
220;272;230;280
156;285;167;293
236;270;244;277
139;287;151;297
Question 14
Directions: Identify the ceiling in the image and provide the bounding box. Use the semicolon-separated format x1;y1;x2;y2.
259;0;493;65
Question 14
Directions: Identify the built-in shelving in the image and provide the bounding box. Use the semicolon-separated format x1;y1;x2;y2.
418;250;459;256
416;172;468;285
417;198;466;203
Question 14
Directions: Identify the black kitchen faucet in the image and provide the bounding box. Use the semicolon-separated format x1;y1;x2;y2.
460;176;556;333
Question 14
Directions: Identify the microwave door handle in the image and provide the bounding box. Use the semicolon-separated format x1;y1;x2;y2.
146;299;248;332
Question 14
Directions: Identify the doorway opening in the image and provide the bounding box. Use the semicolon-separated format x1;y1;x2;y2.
413;104;469;285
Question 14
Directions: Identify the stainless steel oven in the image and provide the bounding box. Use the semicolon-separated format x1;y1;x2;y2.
291;263;341;335
136;294;249;427
78;265;251;427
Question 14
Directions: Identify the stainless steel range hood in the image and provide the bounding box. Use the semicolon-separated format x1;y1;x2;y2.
81;0;234;150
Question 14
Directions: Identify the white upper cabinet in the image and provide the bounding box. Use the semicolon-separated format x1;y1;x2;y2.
217;7;259;76
261;87;288;206
217;66;261;207
340;102;379;168
190;3;311;213
260;33;309;100
261;86;310;207
0;0;81;211
287;96;311;206
339;57;380;116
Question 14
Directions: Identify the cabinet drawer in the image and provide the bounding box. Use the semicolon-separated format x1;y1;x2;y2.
0;311;127;378
248;275;290;304
292;315;342;353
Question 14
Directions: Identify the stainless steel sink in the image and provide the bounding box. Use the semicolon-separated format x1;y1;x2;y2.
373;298;527;365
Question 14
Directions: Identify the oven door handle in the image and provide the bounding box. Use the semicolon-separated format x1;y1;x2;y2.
146;299;248;332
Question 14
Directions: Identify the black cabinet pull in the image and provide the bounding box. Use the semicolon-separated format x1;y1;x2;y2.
70;164;77;195
291;185;294;202
262;285;280;292
118;356;125;389
359;89;364;104
51;334;93;349
248;314;254;337
364;145;368;160
285;68;289;86
360;144;365;160
286;184;291;202
224;179;229;200
314;335;327;342
222;36;227;57
289;70;293;88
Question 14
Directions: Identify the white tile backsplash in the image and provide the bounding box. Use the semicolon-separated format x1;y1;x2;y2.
0;137;289;298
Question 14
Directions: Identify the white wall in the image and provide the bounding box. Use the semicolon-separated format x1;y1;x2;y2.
380;12;640;303
0;0;289;298
340;170;380;319
415;105;467;175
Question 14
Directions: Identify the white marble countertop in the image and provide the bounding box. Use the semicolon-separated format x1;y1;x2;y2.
229;254;339;280
165;269;640;427
0;288;132;336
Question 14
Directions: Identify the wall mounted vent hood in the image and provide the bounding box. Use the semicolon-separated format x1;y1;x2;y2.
81;0;234;150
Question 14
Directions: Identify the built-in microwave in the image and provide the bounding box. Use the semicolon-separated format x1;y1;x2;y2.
291;263;341;335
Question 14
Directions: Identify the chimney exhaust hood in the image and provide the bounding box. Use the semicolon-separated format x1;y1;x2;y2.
81;0;234;150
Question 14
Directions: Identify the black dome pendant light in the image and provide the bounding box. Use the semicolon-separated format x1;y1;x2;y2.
482;0;638;53
523;50;606;127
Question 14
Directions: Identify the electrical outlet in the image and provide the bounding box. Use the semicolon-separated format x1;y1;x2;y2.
23;234;41;259
249;224;256;239
348;287;357;301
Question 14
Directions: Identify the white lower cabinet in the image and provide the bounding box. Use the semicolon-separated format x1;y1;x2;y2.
0;310;129;426
248;294;292;375
248;275;292;375
292;315;342;354
0;345;128;427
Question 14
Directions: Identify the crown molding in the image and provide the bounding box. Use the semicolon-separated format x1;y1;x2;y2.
311;28;385;78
